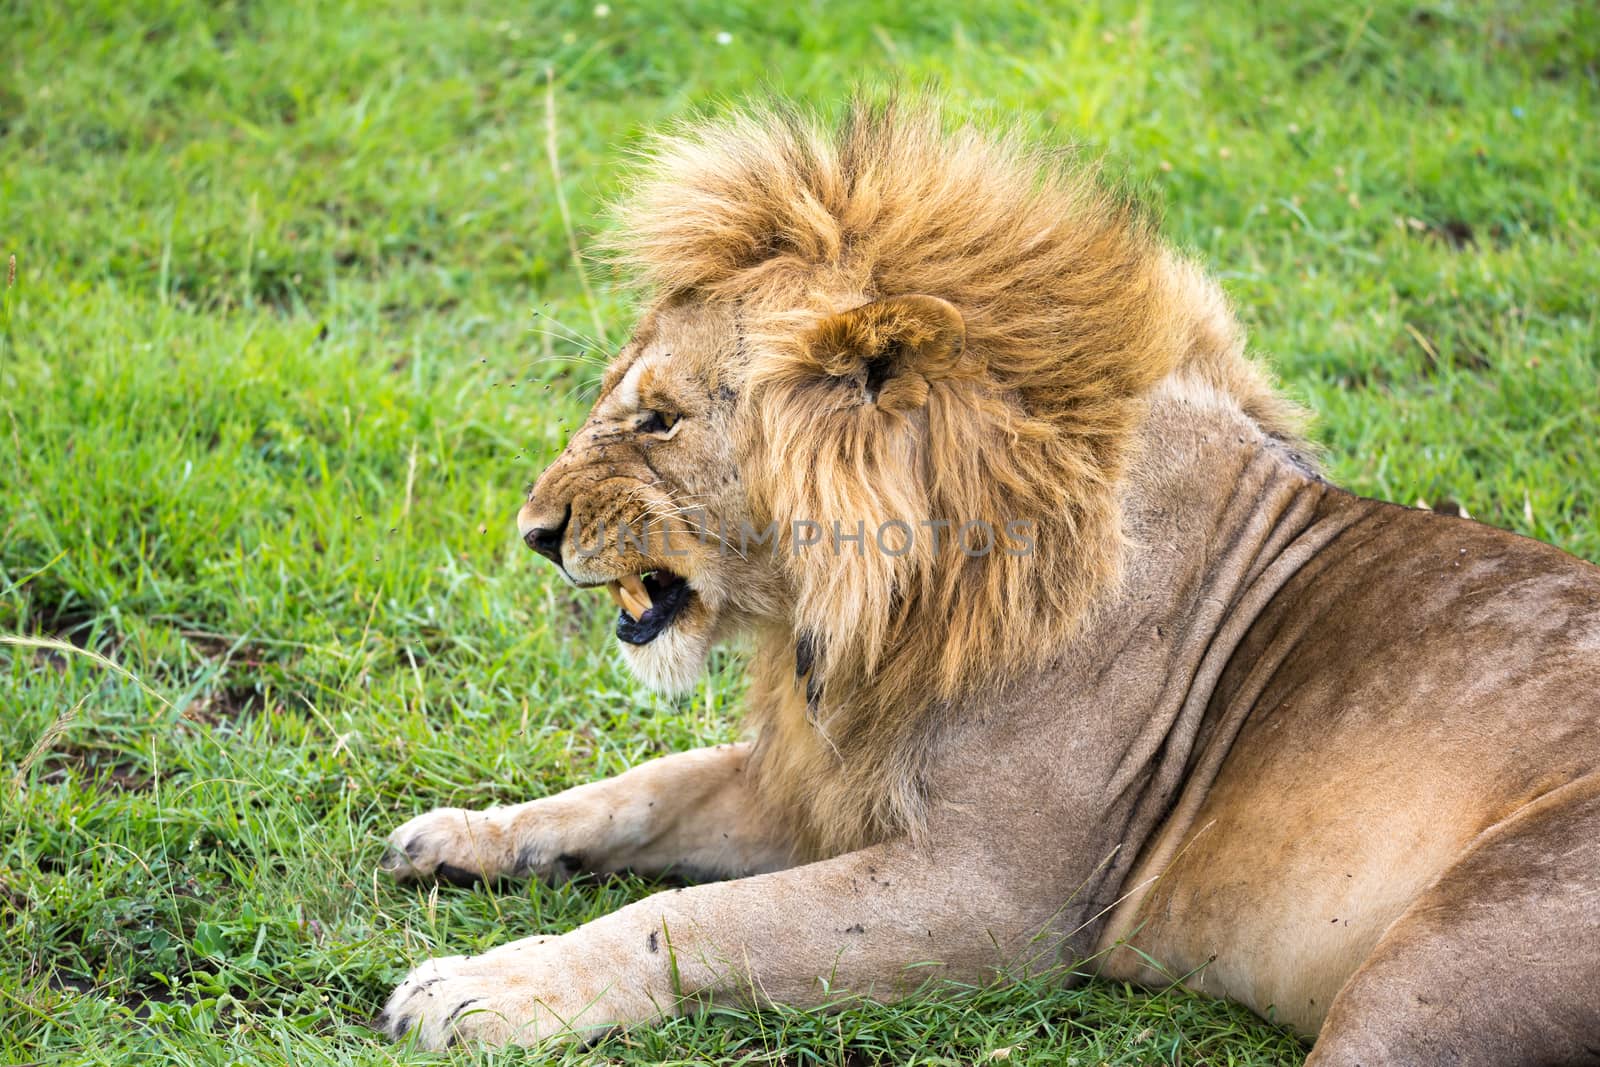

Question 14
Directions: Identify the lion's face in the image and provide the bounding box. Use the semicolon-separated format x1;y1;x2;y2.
518;299;784;693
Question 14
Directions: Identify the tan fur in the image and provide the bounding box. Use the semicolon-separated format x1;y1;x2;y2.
378;102;1600;1062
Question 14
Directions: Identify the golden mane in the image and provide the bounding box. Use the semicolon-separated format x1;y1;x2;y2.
611;99;1305;856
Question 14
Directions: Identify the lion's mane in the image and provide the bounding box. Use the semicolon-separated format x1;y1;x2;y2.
611;99;1306;857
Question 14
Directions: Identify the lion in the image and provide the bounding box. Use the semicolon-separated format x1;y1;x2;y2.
375;101;1600;1063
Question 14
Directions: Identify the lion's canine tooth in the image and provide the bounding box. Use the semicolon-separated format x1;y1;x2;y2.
616;574;652;620
607;579;648;621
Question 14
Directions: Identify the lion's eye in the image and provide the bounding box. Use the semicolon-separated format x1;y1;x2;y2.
638;409;680;435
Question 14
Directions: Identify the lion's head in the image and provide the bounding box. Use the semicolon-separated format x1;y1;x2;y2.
519;100;1300;851
518;296;785;693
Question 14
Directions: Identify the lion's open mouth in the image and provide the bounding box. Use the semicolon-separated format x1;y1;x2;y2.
609;570;693;646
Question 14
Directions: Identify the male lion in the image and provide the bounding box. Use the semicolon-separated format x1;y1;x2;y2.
377;103;1600;1063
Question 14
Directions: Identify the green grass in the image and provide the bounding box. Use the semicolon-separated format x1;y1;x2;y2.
1;1;1595;1063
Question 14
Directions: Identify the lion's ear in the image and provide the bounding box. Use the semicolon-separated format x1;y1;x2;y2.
807;295;971;411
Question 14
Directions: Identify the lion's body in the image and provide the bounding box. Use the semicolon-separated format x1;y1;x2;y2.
378;102;1600;1063
1095;399;1600;1047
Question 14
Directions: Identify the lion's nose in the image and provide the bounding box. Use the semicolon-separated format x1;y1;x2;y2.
517;502;569;566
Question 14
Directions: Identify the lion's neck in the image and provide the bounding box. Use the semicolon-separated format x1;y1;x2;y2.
909;382;1347;947
741;372;1332;864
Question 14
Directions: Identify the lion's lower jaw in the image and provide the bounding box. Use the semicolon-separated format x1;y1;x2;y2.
617;623;712;694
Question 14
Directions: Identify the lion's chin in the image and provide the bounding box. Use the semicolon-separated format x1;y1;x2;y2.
616;615;712;694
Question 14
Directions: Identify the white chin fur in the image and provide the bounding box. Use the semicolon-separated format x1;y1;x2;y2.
617;622;710;694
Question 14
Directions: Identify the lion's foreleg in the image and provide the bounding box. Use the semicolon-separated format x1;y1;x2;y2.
380;743;793;885
379;835;1034;1050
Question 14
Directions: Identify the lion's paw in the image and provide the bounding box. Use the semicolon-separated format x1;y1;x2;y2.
376;954;535;1049
380;807;515;885
375;940;617;1050
382;802;597;886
